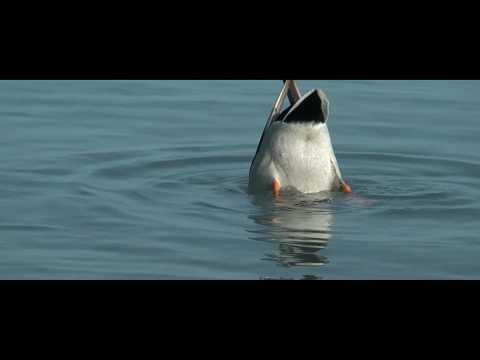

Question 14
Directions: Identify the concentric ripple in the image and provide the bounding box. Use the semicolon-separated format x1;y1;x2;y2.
1;80;480;279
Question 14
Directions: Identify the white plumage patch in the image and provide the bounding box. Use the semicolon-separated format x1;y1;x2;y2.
248;121;343;194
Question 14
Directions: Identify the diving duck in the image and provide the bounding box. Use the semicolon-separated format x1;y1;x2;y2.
248;80;351;195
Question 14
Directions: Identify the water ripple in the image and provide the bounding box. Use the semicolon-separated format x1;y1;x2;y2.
91;155;249;179
2;80;480;279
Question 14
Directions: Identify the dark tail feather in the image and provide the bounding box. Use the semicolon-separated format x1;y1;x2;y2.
280;89;326;124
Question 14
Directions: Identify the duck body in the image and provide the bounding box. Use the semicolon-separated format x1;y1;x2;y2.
248;82;348;195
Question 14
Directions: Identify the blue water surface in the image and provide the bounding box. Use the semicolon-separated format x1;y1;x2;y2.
1;80;479;279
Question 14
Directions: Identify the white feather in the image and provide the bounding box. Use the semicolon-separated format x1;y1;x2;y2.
248;121;343;194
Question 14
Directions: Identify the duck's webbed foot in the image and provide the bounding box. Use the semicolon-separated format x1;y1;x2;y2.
340;182;352;194
272;179;281;196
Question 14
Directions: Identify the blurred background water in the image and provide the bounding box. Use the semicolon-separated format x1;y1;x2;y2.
0;80;479;279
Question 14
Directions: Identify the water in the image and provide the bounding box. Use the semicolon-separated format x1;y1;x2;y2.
1;80;479;279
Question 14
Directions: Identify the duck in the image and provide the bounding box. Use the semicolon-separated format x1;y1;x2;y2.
248;80;351;195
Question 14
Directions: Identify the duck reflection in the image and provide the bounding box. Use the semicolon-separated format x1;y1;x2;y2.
248;190;336;268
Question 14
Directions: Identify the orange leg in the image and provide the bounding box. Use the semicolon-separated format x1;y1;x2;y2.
340;182;352;194
272;179;281;196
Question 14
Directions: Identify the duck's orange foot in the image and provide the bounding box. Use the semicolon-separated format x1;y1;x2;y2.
340;182;352;194
272;179;281;196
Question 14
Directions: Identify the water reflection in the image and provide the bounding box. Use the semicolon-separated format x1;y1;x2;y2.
248;190;337;268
